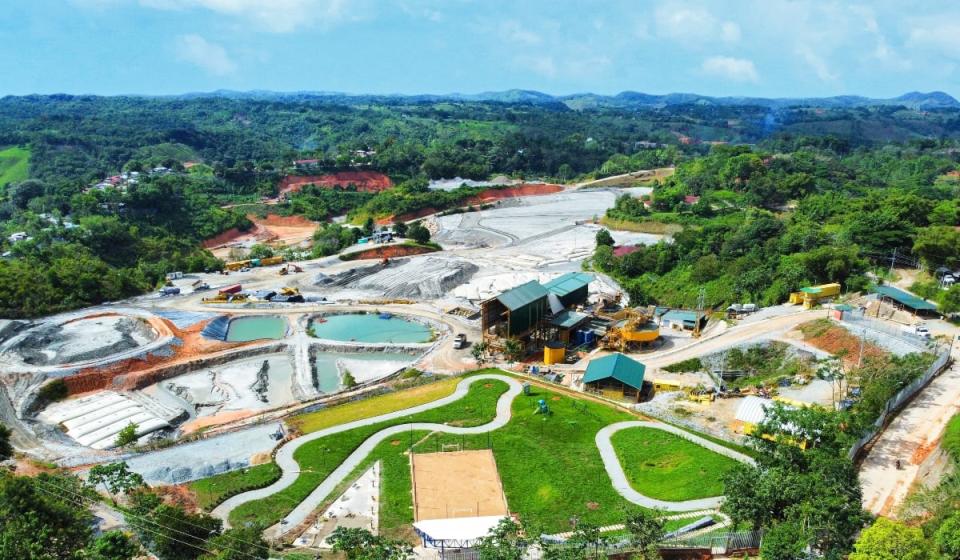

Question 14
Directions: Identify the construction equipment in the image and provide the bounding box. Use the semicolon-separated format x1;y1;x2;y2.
600;308;659;351
226;255;285;271
219;284;242;295
201;293;249;304
278;263;304;276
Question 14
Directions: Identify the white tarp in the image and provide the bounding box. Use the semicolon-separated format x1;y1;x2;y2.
414;515;507;544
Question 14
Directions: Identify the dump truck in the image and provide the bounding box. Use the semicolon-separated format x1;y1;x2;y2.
219;284;242;295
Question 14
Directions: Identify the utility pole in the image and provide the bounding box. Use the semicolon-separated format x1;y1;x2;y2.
693;287;706;338
888;247;898;277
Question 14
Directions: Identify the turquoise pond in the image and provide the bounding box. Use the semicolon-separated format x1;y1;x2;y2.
225;316;288;342
309;313;432;343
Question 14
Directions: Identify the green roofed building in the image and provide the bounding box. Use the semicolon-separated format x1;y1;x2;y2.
872;285;939;315
582;352;647;402
481;280;550;340
543;272;594;308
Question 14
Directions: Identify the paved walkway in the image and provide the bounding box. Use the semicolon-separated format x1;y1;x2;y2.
860;354;960;517
214;375;755;537
595;421;755;511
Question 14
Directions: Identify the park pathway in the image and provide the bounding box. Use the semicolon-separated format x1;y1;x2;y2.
214;375;753;537
595;421;755;511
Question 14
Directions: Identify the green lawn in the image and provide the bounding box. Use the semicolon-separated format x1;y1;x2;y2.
227;378;509;528
187;463;280;510
609;427;740;501
203;370;744;537
288;375;463;434
0;146;29;186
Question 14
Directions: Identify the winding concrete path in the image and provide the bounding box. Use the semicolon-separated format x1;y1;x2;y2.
214;375;753;536
213;374;522;532
595;421;755;511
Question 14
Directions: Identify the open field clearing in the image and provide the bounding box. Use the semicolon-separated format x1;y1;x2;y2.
0;145;29;185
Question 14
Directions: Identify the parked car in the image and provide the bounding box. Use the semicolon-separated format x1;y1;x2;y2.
901;324;931;338
453;333;467;349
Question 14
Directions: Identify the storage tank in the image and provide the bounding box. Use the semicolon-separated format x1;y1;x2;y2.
543;342;566;365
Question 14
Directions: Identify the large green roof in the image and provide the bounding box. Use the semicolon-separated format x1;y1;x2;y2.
583;353;646;390
873;285;938;311
543;272;594;297
496;280;549;311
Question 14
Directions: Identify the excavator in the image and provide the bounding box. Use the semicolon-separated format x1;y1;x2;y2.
278;263;304;276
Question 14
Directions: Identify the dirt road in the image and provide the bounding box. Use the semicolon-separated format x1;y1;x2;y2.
860;353;960;517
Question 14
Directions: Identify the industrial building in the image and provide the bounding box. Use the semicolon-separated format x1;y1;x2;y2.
582;353;647;402
789;283;841;309
872;285;939;316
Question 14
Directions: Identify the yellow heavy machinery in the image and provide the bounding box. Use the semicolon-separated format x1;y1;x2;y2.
278;287;300;297
600;308;660;351
225;255;286;271
789;283;841;309
201;293;249;305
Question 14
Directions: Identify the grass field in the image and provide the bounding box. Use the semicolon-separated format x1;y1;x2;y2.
288;376;463;434
0;146;29;186
187;463;280;511
227;378;509;528
599;216;683;235
205;370;745;537
610;427;739;501
944;413;960;463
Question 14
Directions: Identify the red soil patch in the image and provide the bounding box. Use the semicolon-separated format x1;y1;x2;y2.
798;320;887;368
466;183;563;204
202;227;249;249
63;317;258;395
279;171;393;195
375;183;563;225
155;485;201;512
376;206;438;226
254;213;316;227
347;244;438;260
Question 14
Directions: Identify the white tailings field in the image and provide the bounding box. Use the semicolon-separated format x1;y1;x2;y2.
3;314;157;367
144;354;296;420
38;391;178;450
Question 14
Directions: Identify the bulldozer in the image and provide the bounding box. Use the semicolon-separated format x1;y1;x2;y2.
600;307;660;351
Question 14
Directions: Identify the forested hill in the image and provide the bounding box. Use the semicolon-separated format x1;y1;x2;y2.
2;93;960;185
0;93;958;318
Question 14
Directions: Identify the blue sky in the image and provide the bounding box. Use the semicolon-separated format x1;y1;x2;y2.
1;0;959;98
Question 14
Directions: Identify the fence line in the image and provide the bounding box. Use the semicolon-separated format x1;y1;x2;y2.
848;348;951;460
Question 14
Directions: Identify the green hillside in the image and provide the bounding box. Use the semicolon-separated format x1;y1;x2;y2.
0;146;29;186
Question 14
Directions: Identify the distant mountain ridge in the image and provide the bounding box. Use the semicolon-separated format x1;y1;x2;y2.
169;88;960;110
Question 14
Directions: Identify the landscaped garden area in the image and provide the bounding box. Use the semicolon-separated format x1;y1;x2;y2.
188;369;749;538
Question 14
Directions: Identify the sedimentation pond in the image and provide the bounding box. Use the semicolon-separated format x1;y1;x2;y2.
225;316;288;342
309;313;432;343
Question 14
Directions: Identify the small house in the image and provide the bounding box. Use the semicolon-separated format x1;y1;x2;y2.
582;353;647;403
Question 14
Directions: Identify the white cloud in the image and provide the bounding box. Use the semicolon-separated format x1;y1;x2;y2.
174;34;237;75
796;45;837;82
140;0;352;33
907;20;960;59
655;4;740;45
500;20;541;45
700;56;758;82
513;55;557;78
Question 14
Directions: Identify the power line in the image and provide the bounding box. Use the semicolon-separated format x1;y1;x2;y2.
30;476;268;560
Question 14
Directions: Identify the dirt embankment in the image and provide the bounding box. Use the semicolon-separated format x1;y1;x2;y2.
376;183;564;225
279;171;393;195
797;319;887;368
466;182;563;204
202;214;318;252
343;244;439;261
62;318;261;394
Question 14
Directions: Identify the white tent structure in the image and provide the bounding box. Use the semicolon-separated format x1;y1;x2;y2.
413;516;509;549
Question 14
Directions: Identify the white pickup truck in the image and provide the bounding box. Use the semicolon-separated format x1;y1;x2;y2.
900;324;931;338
